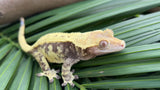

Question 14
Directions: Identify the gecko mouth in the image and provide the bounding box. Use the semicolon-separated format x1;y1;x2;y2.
94;43;125;55
101;40;126;53
94;48;124;56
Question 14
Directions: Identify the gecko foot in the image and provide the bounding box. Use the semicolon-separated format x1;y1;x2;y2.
62;82;75;87
62;72;78;87
36;69;60;83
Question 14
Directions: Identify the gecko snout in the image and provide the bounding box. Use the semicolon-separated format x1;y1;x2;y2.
120;40;126;48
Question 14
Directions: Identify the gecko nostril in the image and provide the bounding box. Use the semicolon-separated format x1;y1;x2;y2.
120;40;126;48
121;44;124;47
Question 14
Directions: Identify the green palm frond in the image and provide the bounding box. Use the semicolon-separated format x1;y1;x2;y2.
0;0;160;89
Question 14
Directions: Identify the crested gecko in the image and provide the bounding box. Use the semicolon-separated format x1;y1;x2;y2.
18;18;125;86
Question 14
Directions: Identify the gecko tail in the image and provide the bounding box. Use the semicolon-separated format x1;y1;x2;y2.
18;17;32;52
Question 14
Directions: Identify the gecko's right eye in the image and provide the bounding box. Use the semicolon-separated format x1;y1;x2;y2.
98;40;109;50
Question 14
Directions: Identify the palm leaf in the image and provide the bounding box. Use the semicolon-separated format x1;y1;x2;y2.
0;0;160;89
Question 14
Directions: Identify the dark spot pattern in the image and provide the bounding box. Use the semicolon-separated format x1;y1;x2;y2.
51;43;58;53
30;41;94;62
29;49;50;71
44;43;49;54
36;42;83;60
62;69;69;73
63;63;70;68
61;42;79;59
39;54;43;61
64;75;71;81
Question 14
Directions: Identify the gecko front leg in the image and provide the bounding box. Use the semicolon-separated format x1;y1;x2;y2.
61;58;79;86
31;51;60;83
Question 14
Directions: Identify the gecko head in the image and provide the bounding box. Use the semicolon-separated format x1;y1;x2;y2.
88;29;126;56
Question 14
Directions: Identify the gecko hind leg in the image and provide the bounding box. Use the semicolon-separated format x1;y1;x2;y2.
31;51;60;83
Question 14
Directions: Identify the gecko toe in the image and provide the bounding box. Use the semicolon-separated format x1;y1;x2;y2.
62;82;75;87
70;83;75;87
36;73;44;77
49;78;54;83
55;69;60;73
74;75;79;80
71;69;75;73
62;83;67;86
56;75;61;79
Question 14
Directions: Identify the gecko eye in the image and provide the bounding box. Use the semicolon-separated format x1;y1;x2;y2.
99;40;109;49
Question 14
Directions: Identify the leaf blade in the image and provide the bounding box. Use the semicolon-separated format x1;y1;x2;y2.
10;57;33;90
0;48;22;89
